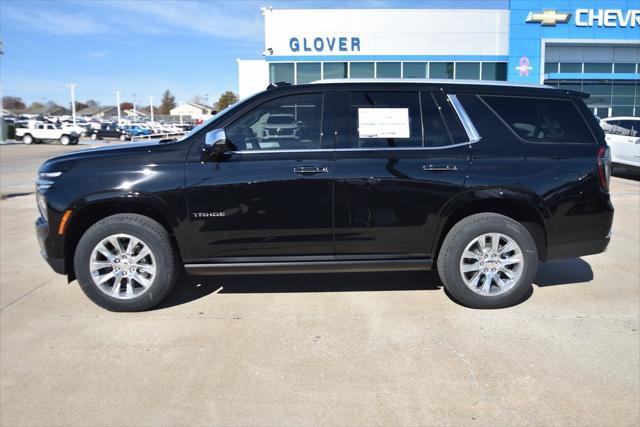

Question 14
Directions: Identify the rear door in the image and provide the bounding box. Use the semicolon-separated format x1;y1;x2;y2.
332;88;471;258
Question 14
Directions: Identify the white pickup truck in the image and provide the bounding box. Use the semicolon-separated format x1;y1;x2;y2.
15;121;80;145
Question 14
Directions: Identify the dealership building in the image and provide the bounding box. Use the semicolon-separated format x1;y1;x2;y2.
237;1;639;117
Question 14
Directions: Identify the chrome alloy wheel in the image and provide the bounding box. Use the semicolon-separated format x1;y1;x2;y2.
459;233;524;296
89;233;156;299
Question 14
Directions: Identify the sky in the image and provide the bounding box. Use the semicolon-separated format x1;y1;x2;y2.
0;0;494;107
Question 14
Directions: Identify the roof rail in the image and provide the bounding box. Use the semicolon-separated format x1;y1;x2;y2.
310;78;554;89
266;81;292;90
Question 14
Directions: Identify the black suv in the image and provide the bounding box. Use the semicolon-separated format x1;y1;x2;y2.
88;124;130;141
36;80;614;311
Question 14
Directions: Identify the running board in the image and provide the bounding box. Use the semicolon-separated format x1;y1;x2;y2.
184;259;432;275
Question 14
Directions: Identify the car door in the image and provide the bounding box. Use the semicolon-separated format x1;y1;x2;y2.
614;120;640;166
185;91;335;261
44;124;58;139
332;88;471;259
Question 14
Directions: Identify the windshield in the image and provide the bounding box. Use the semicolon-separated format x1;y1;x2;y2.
176;92;260;142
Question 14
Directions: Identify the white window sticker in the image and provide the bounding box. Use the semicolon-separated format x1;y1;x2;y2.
358;108;410;139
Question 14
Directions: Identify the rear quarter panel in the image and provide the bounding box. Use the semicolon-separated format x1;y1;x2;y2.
455;93;613;259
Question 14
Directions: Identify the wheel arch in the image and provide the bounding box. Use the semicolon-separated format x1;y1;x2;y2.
433;189;549;263
64;195;180;282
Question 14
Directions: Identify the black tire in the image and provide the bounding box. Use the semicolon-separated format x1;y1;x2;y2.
437;213;538;309
74;214;177;312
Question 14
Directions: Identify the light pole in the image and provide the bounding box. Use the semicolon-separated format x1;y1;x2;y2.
132;94;137;119
66;83;77;125
115;91;121;124
149;96;154;122
179;101;183;125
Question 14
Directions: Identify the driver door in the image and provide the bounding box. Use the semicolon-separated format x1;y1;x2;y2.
185;91;335;261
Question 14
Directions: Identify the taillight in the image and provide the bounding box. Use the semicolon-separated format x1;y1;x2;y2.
596;146;611;192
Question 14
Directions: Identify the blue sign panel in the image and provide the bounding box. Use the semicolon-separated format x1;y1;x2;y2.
508;0;640;83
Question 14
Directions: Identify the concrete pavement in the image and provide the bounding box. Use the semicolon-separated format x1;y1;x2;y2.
1;143;638;426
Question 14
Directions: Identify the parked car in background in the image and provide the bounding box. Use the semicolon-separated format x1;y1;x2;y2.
16;121;79;145
123;125;151;136
59;123;87;137
35;80;613;311
600;116;640;173
88;124;130;141
262;114;299;140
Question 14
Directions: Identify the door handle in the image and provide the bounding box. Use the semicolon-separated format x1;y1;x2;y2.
293;166;329;175
422;164;458;172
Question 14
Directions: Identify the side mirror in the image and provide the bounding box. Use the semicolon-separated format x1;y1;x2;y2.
202;129;236;162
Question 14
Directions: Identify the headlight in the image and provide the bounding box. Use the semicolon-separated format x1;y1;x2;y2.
39;172;62;179
36;192;48;222
35;171;63;221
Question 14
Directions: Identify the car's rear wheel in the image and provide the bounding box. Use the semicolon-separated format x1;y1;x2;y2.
437;213;538;309
90;133;97;141
120;134;127;141
23;134;34;144
74;214;177;312
60;135;71;145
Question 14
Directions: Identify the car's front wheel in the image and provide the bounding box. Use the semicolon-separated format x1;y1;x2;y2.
60;135;71;145
23;134;34;144
437;213;538;309
90;133;98;141
120;134;127;141
74;214;178;311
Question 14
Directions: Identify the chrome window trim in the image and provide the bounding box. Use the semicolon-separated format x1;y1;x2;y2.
447;94;481;143
228;142;477;155
226;93;481;155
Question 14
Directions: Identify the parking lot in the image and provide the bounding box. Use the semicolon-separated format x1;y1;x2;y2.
0;142;638;426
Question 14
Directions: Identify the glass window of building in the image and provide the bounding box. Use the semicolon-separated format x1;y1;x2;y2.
376;62;401;78
544;62;559;73
456;63;480;79
296;62;321;84
584;63;612;73
323;62;348;79
612;83;635;107
612;106;634;116
269;63;294;84
558;83;583;92
614;63;636;73
350;62;375;78
559;63;581;73
481;63;507;80
582;83;612;106
403;62;427;78
430;62;454;79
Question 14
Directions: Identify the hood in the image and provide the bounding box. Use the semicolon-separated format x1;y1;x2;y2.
39;140;162;173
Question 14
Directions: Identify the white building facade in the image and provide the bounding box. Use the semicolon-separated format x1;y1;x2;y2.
237;2;639;117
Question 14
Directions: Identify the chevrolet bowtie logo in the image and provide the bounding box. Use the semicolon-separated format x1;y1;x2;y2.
526;9;572;26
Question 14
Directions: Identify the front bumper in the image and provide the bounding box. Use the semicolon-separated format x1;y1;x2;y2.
36;216;66;274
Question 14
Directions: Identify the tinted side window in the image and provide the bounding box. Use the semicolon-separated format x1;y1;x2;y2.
226;93;324;151
431;92;469;144
482;96;595;143
601;120;618;135
616;120;639;137
421;92;452;147
348;92;422;148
